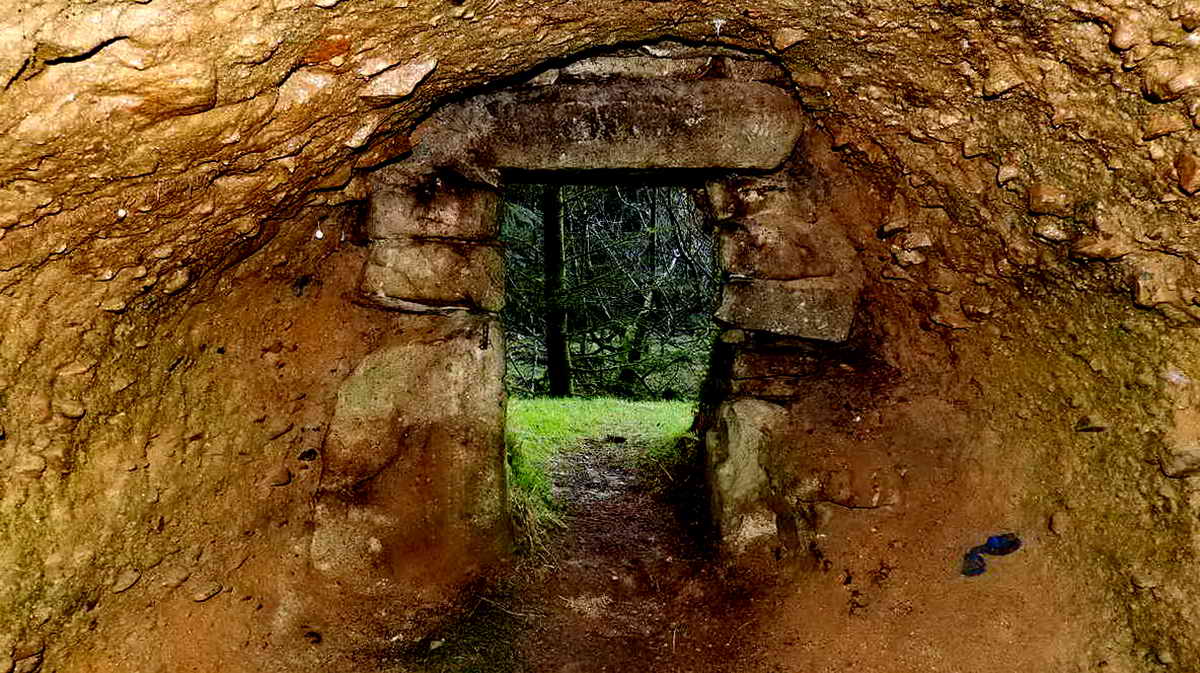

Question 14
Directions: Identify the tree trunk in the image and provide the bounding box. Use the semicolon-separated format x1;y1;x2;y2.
616;289;655;395
542;184;573;396
617;188;660;396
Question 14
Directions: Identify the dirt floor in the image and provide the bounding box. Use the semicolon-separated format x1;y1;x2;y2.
384;412;1086;673
516;437;767;673
386;434;768;673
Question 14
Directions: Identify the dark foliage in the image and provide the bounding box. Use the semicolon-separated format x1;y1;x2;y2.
500;183;720;399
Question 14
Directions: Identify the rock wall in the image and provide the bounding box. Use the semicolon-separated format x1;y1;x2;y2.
5;0;1200;670
700;126;1200;670
0;199;510;672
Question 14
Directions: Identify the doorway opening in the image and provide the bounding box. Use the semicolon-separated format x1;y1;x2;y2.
499;178;720;536
499;180;719;400
471;178;757;672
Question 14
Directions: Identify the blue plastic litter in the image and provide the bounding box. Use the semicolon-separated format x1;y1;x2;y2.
961;550;987;576
961;533;1021;577
984;533;1021;556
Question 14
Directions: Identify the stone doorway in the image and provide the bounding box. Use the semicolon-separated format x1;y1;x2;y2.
317;45;869;652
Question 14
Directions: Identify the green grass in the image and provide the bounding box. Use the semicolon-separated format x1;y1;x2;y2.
505;397;695;550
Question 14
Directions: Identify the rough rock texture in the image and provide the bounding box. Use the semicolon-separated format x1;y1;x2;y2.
307;313;507;653
360;239;504;311
711;172;863;341
5;0;1200;671
414;79;805;173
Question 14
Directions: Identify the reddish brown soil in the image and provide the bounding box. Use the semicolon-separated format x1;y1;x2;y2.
387;435;768;673
514;439;764;673
390;401;1084;673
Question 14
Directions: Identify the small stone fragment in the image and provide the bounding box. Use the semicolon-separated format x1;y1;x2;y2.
1034;221;1073;242
111;567;141;594
1182;0;1200;31
790;69;827;89
527;69;560;86
1131;571;1158;589
10;642;42;663
191;581;223;602
893;248;926;267
894;229;932;261
1143;112;1189;139
899;231;933;250
53;398;86;419
267;465;293;487
982;62;1023;97
931;293;972;329
1162;442;1200;477
159;566;191;589
1144;58;1200;101
881;264;913;281
996;164;1020;185
12;653;41;673
1048;510;1070;536
162;268;192;295
359;59;438;106
959;298;994;320
1027;183;1072;216
772;27;807;51
880;217;908;235
1071;234;1134;260
1109;16;1142;51
356;52;406;77
1074;415;1108;432
99;296;128;312
345;116;382;149
277;69;335;111
14;454;46;478
429;639;445;651
1164;367;1191;386
58;360;95;377
1175;152;1200;194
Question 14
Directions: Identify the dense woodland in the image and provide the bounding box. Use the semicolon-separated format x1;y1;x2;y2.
500;183;720;400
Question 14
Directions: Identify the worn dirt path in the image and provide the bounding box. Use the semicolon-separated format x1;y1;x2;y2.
513;437;763;673
387;434;767;673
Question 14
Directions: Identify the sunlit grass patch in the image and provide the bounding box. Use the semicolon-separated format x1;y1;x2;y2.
505;397;695;550
509;396;693;453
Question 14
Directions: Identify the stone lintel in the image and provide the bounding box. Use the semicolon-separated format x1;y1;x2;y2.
421;79;803;171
